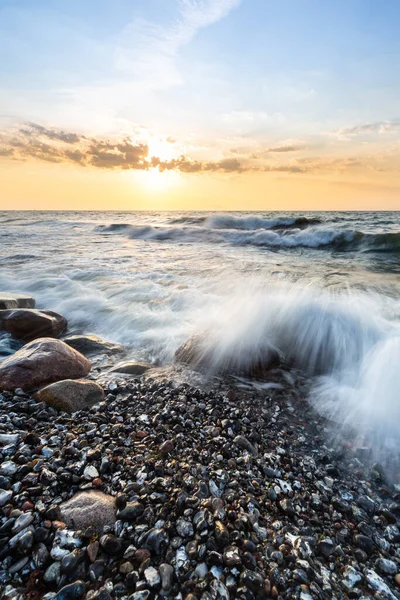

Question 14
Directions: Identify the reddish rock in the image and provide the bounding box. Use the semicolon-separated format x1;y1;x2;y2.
92;478;103;488
0;338;91;391
0;309;67;341
87;540;99;562
134;548;151;564
160;440;174;455
21;501;35;511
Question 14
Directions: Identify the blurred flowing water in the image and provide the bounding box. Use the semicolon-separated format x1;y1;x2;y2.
0;210;399;461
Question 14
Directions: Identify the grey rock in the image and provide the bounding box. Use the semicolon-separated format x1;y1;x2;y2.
0;489;13;506
375;557;398;575
60;491;116;533
233;435;257;456
159;563;174;592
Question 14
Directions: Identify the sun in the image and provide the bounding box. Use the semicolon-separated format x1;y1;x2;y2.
134;168;181;192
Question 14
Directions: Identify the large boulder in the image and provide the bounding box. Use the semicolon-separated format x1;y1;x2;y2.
109;361;151;376
0;309;67;341
0;338;91;391
0;293;35;309
175;332;281;377
35;379;104;413
63;334;125;357
59;491;116;533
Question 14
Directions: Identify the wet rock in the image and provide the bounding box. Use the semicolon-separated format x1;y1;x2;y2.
316;537;334;557
109;361;152;375
159;440;174;455
215;521;230;548
175;332;281;376
0;489;13;506
59;491;116;533
100;533;123;554
53;581;85;600
375;558;398;575
159;563;174;592
61;549;86;575
364;568;397;598
35;379;104;413
176;518;194;538
341;566;362;593
144;566;160;588
0;338;91;391
117;501;144;520
0;460;17;476
44;561;62;584
83;465;99;480
0;309;67;341
357;495;376;515
33;542;50;569
0;292;35;309
233;435;257;456
143;527;169;554
354;534;374;554
63;334;125;356
240;569;264;592
223;546;242;567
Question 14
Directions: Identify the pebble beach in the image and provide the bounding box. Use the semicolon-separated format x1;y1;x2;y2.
0;292;400;600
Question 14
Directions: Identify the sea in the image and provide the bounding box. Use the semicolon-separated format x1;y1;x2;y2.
0;210;399;457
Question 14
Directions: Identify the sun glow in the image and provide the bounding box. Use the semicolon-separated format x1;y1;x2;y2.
134;168;181;192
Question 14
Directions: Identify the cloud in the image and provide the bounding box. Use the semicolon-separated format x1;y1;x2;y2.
1;122;397;178
265;145;305;153
20;122;82;144
0;123;250;173
334;120;400;139
115;0;241;89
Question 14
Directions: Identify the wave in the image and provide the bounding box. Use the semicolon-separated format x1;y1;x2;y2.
204;214;322;230
96;223;136;233
182;281;400;462
94;223;397;253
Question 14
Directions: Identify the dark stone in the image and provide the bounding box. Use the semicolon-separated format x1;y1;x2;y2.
117;502;144;520
53;580;85;600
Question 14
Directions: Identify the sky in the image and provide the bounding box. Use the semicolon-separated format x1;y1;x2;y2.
0;0;400;210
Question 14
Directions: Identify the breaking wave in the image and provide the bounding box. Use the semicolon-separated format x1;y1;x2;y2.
97;221;400;253
204;214;322;230
183;281;400;457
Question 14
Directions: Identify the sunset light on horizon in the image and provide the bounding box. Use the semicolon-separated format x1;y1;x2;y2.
1;0;400;210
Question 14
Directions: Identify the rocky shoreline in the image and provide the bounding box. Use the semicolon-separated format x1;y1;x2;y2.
0;293;400;600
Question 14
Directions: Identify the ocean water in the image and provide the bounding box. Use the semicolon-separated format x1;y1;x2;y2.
0;210;399;453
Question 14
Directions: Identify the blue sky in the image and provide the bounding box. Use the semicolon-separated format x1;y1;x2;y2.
1;0;399;135
0;0;399;210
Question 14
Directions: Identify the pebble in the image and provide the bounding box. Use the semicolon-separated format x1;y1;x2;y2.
144;566;160;587
0;365;399;600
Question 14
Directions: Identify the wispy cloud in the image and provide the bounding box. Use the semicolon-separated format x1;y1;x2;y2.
115;0;241;89
334;120;400;140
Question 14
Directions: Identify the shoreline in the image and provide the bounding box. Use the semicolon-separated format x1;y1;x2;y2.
0;295;400;599
1;368;400;599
